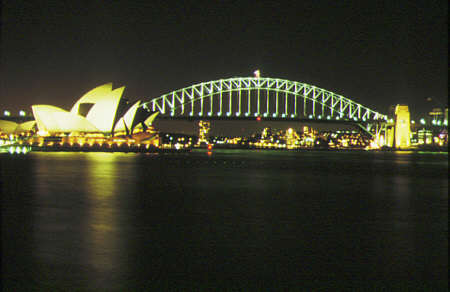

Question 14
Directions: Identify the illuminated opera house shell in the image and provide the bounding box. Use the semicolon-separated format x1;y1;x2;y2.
0;119;36;135
31;83;158;136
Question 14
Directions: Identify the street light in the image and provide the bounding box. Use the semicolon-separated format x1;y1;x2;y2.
4;110;10;116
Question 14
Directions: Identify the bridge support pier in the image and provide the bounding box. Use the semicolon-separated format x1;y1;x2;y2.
394;105;411;149
377;104;411;149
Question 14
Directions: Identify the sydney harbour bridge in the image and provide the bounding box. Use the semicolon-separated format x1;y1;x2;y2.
141;77;388;124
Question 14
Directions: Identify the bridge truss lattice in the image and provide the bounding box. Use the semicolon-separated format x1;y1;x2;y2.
142;77;387;122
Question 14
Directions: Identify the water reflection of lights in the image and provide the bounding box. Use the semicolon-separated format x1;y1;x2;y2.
83;153;132;288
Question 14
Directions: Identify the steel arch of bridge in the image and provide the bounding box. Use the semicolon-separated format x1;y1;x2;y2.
142;77;387;122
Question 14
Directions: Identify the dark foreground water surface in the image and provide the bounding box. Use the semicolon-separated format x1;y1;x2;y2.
2;150;448;291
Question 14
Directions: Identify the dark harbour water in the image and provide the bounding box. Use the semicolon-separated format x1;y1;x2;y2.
1;150;448;291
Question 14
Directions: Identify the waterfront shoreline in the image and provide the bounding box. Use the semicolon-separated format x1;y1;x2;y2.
2;143;447;154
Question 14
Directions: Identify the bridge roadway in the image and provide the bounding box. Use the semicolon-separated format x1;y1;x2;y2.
156;114;383;123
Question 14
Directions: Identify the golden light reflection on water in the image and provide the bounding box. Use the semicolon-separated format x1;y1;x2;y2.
85;152;119;198
392;152;413;165
83;153;136;288
30;152;137;289
393;151;414;155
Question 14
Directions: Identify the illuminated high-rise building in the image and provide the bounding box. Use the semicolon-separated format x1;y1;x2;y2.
197;120;210;145
428;108;444;124
261;127;272;139
285;128;299;149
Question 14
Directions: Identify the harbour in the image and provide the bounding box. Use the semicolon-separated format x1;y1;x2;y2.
2;150;448;290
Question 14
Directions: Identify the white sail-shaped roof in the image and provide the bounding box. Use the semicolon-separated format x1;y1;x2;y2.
70;83;113;115
29;83;154;136
135;112;159;130
16;121;36;132
69;83;124;133
84;86;124;133
32;105;99;134
0;120;37;134
0;120;19;134
114;101;141;134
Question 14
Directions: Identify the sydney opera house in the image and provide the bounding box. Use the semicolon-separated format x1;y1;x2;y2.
0;83;160;149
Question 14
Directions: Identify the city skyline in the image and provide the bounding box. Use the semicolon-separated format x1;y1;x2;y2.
1;1;447;117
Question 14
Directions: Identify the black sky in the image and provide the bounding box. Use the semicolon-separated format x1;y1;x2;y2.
1;0;447;118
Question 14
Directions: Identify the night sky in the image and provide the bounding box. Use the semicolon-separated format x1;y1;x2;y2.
1;1;447;119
